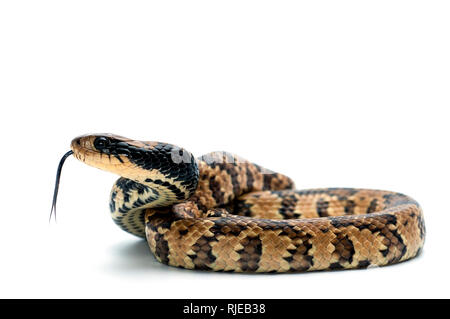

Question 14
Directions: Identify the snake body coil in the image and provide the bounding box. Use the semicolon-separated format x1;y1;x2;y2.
65;134;425;273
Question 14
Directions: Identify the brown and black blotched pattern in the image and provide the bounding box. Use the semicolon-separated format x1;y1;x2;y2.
70;134;424;273
144;153;425;272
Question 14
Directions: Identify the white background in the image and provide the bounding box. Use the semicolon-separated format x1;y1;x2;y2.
0;1;449;298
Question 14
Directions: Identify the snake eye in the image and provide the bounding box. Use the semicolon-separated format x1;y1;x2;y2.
93;137;110;150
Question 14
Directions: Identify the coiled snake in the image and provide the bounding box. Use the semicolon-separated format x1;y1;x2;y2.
51;134;425;273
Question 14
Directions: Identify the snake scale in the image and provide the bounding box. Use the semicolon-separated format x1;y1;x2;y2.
53;133;425;273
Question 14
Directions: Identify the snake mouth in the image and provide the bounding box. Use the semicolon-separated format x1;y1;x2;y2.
69;133;139;174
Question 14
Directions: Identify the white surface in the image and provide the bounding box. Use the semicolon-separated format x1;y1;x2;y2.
0;1;449;298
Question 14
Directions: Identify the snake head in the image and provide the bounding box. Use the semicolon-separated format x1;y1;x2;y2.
70;133;199;194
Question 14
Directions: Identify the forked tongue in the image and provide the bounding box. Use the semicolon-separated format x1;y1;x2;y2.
50;150;73;222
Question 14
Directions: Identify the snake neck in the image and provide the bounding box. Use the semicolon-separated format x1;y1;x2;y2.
99;141;200;238
108;172;199;238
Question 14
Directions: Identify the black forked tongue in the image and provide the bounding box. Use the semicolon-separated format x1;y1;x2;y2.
50;150;73;222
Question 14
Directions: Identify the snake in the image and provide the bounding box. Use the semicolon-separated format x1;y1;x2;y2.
51;133;425;273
